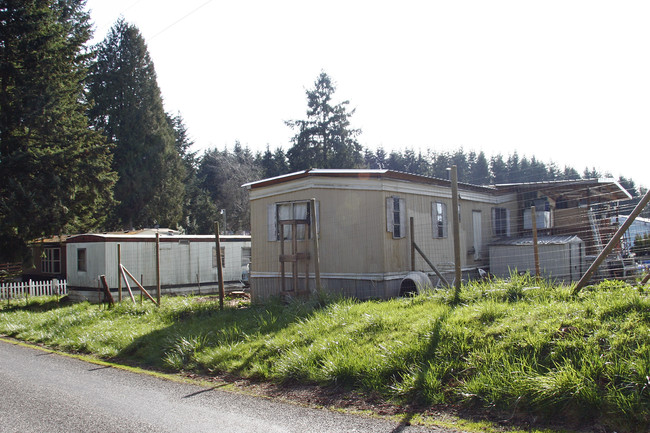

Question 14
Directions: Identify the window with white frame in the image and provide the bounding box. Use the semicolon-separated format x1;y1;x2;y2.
267;200;318;241
41;247;61;274
386;196;406;239
492;207;511;237
432;202;448;238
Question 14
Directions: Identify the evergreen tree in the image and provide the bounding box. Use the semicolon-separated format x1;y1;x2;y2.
386;150;406;172
88;19;184;229
583;167;601;179
259;145;289;178
402;148;418;173
272;147;289;175
169;113;217;234
286;72;362;171
547;162;561;180
259;146;277;178
413;151;432;177
618;176;638;198
489;154;507;184
198;145;261;233
431;151;451;179
375;147;388;169
561;166;581;180
506;152;522;182
450;148;469;182
470;151;491;185
0;0;116;260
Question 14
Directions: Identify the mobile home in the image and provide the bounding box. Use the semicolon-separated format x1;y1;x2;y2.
65;229;251;302
244;169;517;301
244;170;634;301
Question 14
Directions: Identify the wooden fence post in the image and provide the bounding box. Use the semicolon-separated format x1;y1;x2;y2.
310;198;321;293
117;244;122;303
215;222;225;310
450;166;462;300
410;217;415;272
99;275;114;308
156;233;161;306
531;205;541;279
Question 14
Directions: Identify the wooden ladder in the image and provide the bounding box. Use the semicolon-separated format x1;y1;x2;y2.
279;219;311;297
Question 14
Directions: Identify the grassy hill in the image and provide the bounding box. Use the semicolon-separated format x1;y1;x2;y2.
1;275;648;432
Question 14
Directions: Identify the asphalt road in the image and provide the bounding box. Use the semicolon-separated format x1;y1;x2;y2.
0;340;450;433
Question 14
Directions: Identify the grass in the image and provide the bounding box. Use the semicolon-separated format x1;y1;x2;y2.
1;275;648;432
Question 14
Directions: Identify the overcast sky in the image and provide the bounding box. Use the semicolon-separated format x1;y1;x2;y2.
84;0;650;189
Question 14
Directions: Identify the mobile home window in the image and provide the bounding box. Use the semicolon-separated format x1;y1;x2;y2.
268;200;319;241
212;246;226;268
492;207;511;237
241;247;251;266
77;248;87;272
386;197;406;239
42;247;61;274
432;202;448;238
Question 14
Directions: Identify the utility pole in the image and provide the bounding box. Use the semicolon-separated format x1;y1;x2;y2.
220;209;227;234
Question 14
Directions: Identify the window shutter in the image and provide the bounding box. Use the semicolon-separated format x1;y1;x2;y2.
386;197;393;234
441;202;448;238
267;204;277;241
505;209;511;237
491;207;497;236
315;200;320;235
398;198;406;239
431;202;436;238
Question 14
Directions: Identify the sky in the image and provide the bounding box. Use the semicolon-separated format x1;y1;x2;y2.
84;0;650;189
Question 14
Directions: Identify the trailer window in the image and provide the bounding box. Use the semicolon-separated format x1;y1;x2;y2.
386;196;406;239
432;202;448;238
241;247;251;266
492;207;511;237
268;201;311;241
77;248;87;272
42;247;61;274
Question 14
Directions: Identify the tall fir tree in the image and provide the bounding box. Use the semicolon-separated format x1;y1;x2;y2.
88;19;184;229
169;113;217;234
431;151;451;179
470;151;491;185
259;145;289;178
0;0;116;260
198;144;261;233
286;72;362;171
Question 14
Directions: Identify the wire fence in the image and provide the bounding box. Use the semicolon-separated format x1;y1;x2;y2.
420;172;650;289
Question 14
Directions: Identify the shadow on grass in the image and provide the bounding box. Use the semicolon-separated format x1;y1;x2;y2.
115;296;327;374
391;311;449;432
0;296;72;313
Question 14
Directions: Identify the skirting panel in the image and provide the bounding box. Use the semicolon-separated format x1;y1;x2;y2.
250;276;403;302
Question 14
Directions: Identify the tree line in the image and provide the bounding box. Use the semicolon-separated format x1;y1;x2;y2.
0;1;644;262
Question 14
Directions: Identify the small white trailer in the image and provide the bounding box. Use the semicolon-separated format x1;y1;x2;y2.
65;229;251;302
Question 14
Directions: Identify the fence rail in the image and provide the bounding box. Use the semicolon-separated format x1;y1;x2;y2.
0;279;67;300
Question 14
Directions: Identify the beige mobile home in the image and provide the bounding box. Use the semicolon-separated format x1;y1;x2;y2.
244;169;517;301
65;229;251;301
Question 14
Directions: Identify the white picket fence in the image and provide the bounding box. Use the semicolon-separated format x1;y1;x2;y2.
0;279;67;300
